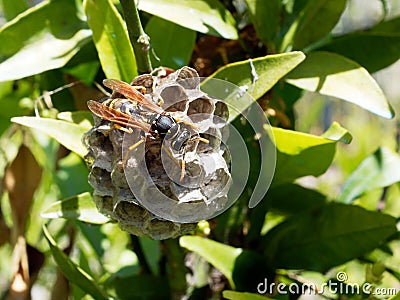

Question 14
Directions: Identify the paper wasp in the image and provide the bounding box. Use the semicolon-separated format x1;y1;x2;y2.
87;78;208;181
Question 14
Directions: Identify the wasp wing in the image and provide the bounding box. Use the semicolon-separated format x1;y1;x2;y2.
103;78;163;114
87;100;151;132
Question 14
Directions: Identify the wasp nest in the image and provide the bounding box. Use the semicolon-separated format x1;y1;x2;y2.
85;67;231;240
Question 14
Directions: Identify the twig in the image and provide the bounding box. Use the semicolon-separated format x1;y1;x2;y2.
119;0;152;74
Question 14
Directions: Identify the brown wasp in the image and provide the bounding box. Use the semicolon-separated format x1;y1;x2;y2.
87;78;208;181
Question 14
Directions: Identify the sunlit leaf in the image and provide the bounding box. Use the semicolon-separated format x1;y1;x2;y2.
57;111;93;130
0;0;91;82
84;0;137;81
11;117;88;157
41;192;109;224
180;236;241;288
138;0;238;39
321;121;353;143
43;225;109;299
203;51;305;121
339;147;400;204
270;122;351;185
145;16;196;69
263;203;397;271
281;0;346;51
244;0;281;43
286;51;394;119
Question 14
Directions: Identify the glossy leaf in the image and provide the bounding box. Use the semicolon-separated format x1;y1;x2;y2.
84;0;137;81
145;16;196;69
11;117;88;157
203;51;305;121
320;16;400;73
223;290;273;300
0;0;91;81
244;0;281;43
138;0;238;39
263;203;397;271
286;51;394;119
281;0;346;51
43;225;109;300
41;192;109;224
180;236;242;288
339;147;400;204
270;122;351;185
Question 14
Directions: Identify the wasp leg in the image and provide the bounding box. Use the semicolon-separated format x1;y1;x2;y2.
161;144;186;182
174;117;200;131
104;124;133;136
191;135;209;144
156;94;165;107
121;138;146;169
130;85;147;94
180;153;186;182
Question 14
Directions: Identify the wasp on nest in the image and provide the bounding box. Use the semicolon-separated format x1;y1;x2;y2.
84;67;231;240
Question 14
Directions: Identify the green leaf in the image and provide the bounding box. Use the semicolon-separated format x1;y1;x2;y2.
203;51;305;121
262;203;397;272
281;0;346;51
63;61;100;85
180;236;272;291
1;0;28;21
55;152;91;198
11;117;88;157
321;121;353;143
266;184;327;215
41;192;109;224
223;290;273;300
320;16;400;73
244;0;281;43
145;16;196;69
180;236;242;288
138;0;238;39
0;0;92;82
270;122;351;185
105;274;169;300
84;0;137;81
339;147;400;204
389;292;400;300
248;183;326;239
286;51;394;119
57;111;93;130
43;225;110;300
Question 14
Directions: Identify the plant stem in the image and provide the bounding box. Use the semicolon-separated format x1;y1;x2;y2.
163;239;188;299
130;235;152;274
119;0;152;74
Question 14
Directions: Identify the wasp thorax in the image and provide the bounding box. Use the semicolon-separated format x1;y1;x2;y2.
85;67;231;239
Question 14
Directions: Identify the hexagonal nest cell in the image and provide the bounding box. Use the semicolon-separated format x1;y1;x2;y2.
84;67;231;240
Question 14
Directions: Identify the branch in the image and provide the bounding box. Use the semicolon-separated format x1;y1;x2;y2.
119;0;152;74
